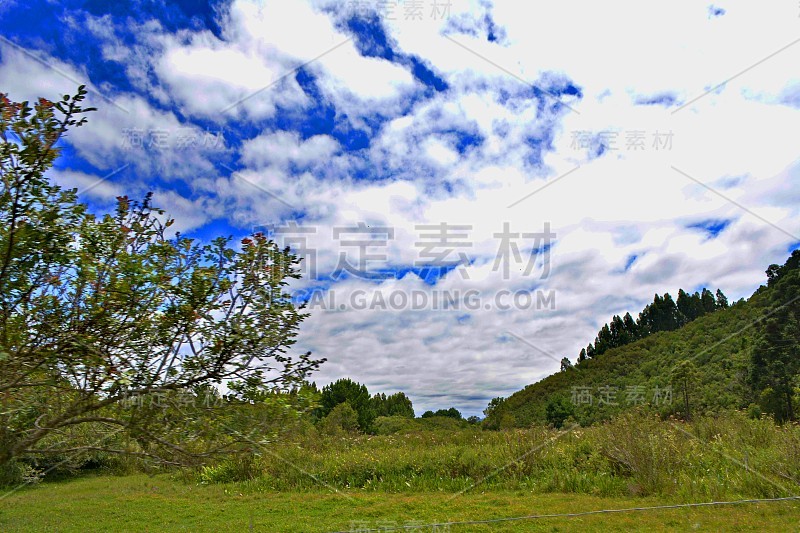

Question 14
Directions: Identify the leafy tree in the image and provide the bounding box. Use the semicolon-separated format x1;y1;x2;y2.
318;402;360;435
577;289;725;363
677;289;702;321
639;293;686;333
609;315;624;347
441;407;462;419
0;89;324;470
594;323;613;355
621;312;638;343
370;391;414;418
560;357;573;371
483;396;505;418
586;343;596;359
319;378;372;430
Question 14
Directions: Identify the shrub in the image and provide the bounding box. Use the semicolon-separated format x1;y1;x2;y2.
318;402;360;435
198;456;260;484
372;416;417;435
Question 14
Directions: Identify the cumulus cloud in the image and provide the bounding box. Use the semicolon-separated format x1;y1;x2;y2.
2;0;799;414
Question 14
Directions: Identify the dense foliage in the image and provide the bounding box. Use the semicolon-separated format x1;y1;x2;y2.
420;407;463;420
751;250;800;422
318;378;414;432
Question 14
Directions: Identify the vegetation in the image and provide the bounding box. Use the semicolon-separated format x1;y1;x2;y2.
577;288;729;363
177;410;800;499
421;407;463;420
4;475;798;532
483;252;800;428
751;251;800;422
0;89;323;480
317;378;415;432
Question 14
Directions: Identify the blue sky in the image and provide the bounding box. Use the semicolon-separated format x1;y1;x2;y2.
1;0;799;416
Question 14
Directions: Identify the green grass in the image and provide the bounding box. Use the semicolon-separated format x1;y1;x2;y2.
187;411;800;502
4;412;800;531
1;474;798;532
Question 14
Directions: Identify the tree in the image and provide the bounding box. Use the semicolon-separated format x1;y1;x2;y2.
319;378;372;430
483;396;505;418
639;293;683;333
715;289;729;309
621;312;638;343
677;289;699;321
609;315;625;347
560;357;573;372
440;407;462;419
318;402;360;435
371;391;414;418
421;407;462;419
482;396;512;430
671;360;699;420
701;288;717;315
0;89;324;470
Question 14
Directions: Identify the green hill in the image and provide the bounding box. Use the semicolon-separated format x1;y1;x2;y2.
483;256;798;429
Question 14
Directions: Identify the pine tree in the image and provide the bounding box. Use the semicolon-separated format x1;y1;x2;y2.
715;289;729;308
701;288;717;314
622;312;638;341
610;315;625;347
595;324;613;355
677;289;694;321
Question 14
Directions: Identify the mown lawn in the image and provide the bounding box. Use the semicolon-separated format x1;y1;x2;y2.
1;474;798;532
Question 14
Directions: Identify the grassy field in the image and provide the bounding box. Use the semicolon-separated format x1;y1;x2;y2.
3;412;800;531
1;474;799;532
189;411;800;503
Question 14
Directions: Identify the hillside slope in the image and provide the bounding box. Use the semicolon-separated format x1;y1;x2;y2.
486;283;773;428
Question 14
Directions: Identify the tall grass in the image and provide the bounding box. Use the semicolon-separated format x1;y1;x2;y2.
194;410;800;501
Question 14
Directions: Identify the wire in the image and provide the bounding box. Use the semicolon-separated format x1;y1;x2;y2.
331;495;800;532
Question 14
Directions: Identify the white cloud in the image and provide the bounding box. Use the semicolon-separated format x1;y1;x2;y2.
241;131;339;169
4;0;800;415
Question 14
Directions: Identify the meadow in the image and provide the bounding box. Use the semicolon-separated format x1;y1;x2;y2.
3;411;800;531
198;411;800;499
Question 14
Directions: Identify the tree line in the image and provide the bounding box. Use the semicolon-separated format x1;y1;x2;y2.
311;377;479;433
575;287;729;364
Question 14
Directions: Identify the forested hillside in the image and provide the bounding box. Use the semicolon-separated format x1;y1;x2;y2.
484;251;800;428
